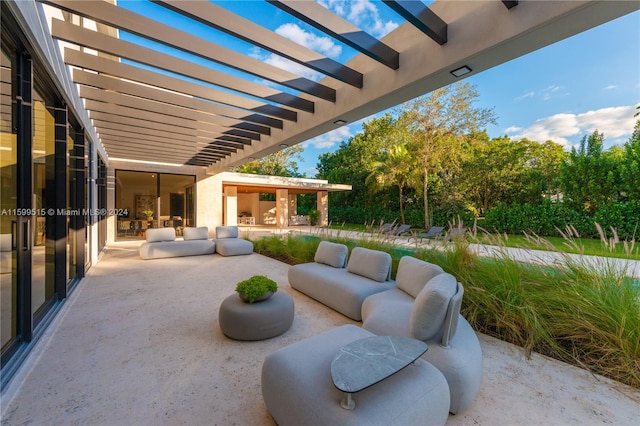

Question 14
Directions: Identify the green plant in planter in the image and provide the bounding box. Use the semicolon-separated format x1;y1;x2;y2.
235;275;278;303
308;208;320;226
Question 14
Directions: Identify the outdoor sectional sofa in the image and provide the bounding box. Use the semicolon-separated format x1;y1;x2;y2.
263;242;483;423
287;241;395;320
139;227;216;260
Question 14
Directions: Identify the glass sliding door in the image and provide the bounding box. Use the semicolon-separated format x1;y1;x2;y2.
0;46;17;355
31;89;55;323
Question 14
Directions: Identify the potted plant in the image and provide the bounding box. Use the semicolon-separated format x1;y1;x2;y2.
308;208;320;226
235;275;278;303
142;209;154;224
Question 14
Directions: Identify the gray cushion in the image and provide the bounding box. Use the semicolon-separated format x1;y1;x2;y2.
361;288;413;336
396;256;444;298
215;226;238;239
145;227;175;242
346;247;392;282
410;273;458;341
215;238;253;256
314;241;348;268
182;226;209;240
288;263;395;321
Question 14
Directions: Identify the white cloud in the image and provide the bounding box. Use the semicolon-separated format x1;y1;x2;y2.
303;126;354;149
515;91;535;101
603;85;618;90
505;104;638;147
514;85;568;101
318;0;398;38
275;23;342;58
248;23;344;81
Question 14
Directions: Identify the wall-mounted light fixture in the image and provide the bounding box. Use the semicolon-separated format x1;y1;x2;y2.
450;65;472;77
333;119;347;125
248;157;255;161
279;143;288;148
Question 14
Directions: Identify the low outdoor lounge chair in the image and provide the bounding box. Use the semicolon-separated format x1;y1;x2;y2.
378;222;395;234
392;224;412;236
411;226;445;242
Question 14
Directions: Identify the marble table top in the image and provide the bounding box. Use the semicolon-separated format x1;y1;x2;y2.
331;335;428;393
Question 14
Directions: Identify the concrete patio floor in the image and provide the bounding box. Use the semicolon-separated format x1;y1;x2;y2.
1;240;639;425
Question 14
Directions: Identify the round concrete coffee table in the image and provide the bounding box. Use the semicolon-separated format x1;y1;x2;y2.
219;291;294;341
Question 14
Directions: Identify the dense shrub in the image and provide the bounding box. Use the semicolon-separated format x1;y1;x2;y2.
593;201;640;241
483;201;640;241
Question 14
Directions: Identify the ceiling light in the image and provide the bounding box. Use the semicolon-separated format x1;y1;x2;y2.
450;65;472;77
279;144;288;148
333;119;347;125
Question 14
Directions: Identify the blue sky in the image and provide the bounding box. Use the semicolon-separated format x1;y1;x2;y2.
118;1;640;176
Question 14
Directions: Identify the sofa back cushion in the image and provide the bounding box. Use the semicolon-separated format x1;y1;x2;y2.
314;241;348;268
396;256;444;298
183;226;209;241
146;227;176;243
410;272;458;341
216;226;238;239
346;247;392;282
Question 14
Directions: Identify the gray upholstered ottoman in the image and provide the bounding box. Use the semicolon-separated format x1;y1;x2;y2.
219;291;294;340
261;324;450;426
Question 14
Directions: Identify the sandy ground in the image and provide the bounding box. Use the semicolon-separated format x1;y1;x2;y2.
1;240;639;425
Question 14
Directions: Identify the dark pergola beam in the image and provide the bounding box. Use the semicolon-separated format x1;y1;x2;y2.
268;0;399;70
382;0;447;45
43;0;336;101
54;22;314;113
153;0;363;88
502;1;519;10
74;69;284;129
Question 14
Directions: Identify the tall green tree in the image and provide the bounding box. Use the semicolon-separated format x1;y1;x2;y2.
402;82;496;228
317;114;396;212
236;144;305;177
559;130;618;213
366;144;415;224
619;120;640;200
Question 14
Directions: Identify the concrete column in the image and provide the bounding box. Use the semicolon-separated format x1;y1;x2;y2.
276;189;289;228
288;194;297;216
224;186;238;226
317;191;328;226
250;193;260;223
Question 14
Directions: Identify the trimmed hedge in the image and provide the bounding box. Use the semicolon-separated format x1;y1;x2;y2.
483;201;639;240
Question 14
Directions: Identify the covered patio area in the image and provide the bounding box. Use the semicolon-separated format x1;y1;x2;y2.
1;241;638;425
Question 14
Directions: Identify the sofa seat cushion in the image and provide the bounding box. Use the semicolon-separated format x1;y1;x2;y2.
396;256;444;298
139;239;215;260
361;288;413;336
288;263;395;321
346;247;392;282
411;273;458;341
182;226;209;240
215;238;253;256
314;241;348;268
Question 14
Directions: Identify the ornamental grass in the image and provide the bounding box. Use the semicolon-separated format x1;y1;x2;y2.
251;229;640;388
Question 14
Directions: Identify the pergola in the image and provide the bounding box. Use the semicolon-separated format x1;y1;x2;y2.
29;0;638;173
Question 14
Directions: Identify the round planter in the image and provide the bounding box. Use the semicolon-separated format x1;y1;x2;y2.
238;291;274;303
